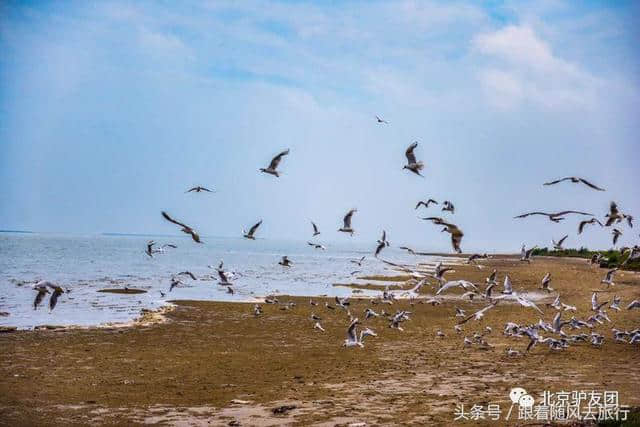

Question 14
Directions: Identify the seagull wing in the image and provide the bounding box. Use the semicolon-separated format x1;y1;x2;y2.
268;149;290;170
578;178;605;191
247;220;262;237
558;235;568;246
343;209;356;228
543;177;571;186
405;141;418;164
162;211;191;230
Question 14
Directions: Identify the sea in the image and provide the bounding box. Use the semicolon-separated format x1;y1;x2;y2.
0;232;438;329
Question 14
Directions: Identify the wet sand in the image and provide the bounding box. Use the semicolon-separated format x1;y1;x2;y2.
1;257;639;426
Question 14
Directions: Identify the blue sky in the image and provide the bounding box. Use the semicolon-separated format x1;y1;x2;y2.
1;0;638;252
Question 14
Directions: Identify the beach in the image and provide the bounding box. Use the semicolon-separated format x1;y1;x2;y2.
1;256;639;426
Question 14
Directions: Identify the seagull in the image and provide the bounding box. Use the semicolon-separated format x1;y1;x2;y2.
436;280;478;295
441;223;464;253
514;211;594;223
520;245;536;263
162;211;202;243
311;221;321;236
226;286;234;295
33;283;50;310
543;177;605;191
540;273;554;293
515;294;544;314
467;253;488;265
552;235;568;251
177;271;197;280
415;199;438;210
627;300;640;310
375;115;388;124
48;285;64;311
486;269;497;285
350;256;365;266
399;246;416;255
259;148;289;177
605;202;623;226
364;308;379;319
578;218;603;234
441;201;455;214
377;230;390;247
343;318;376;348
622;214;634;228
169;277;184;292
243;220;262;240
610;295;622;311
374;240;386;258
458;302;498;324
253;304;263;316
145;240;155;257
502;274;513;294
612;228;623;246
307;242;326;250
314;322;326;332
186;186;214;193
436;330;446;338
506;348;521;357
455;307;466;318
338;209;357;235
217;269;232;286
403;141;424;177
591;292;609;312
622;246;640;265
278;256;292;267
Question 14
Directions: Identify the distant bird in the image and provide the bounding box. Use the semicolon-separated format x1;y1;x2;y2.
162;211;202;243
311;221;321;236
259;148;289;177
514;210;593;223
520;245;536;263
466;253;488;265
186;186;214;193
442;201;455;214
343;318;377;348
540;273;553;293
415;199;438;210
314;322;325;332
605;202;623;226
552;235;568;250
601;268;617;288
436;280;478;296
338;209;357;235
350;256;365;266
243;220;262;240
610;295;622;311
177;271;197;280
514;294;544;314
377;230;390;247
169;277;183;292
612;228;623;246
226;286;234;295
502;274;513;295
278;256;292;267
399;246;416;255
578;218;603;234
217;269;232;286
375;115;388;124
33;283;49;310
627;300;640;310
543;177;605;191
307;242;326;250
403;141;424;177
145;240;155;257
458;302;498;324
623;214;634;228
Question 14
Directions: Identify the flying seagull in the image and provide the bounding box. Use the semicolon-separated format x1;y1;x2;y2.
612;228;623;246
259;148;289;177
543;177;605;191
278;256;292;267
605;201;623;226
403;141;424;177
520;245;536;263
338;209;357;235
514;210;594;223
540;273;554;293
399;246;416;255
601;268;617;288
441;223;464;253
307;242;326;250
186;186;214;193
415;199;438;210
33;283;49;310
375;115;388;124
145;240;155;257
458;302;499;325
350;256;365;266
442;201;455;214
578;218;603;234
243;220;262;240
552;235;568;250
48;285;64;311
311;221;321;236
161;211;202;243
591;292;608;312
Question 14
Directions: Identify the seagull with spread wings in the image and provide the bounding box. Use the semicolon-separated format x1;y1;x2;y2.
578;218;603;234
161;211;202;243
186;186;214;193
338;209;357;235
552;235;568;250
311;221;321;236
605;201;623;226
243;220;262;240
514;210;593;223
543;177;605;191
415;199;438;210
403;141;424;177
259;148;289;177
375;115;388;124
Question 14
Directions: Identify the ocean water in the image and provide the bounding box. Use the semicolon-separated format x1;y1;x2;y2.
0;232;436;329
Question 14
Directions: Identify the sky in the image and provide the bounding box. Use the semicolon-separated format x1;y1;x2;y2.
1;0;639;252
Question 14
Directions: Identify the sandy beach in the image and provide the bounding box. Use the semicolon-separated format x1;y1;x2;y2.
1;256;639;426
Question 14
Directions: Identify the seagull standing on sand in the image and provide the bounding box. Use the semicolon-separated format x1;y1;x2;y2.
162;211;202;243
403;142;424;177
243;220;262;240
543;177;605;191
338;209;357;235
259;149;289;177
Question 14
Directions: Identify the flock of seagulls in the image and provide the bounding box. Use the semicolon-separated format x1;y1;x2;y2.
26;118;638;359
